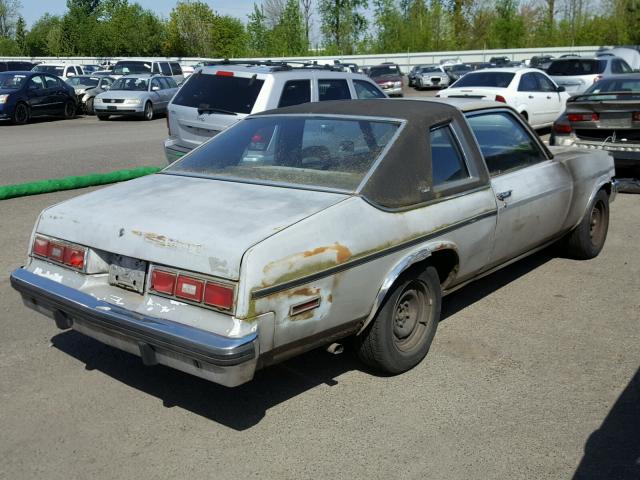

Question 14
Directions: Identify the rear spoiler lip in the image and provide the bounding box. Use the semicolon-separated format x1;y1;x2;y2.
568;91;640;103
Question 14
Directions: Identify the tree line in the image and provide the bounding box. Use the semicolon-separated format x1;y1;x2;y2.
0;0;638;59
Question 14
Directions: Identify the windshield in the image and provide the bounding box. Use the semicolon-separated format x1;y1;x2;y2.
547;59;607;76
67;77;99;87
369;66;400;78
111;77;148;91
452;71;515;88
0;73;26;89
113;61;151;75
166;116;400;192
172;73;264;114
33;65;64;76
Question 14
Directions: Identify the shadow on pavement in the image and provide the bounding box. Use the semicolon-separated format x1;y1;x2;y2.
51;248;556;430
573;367;640;480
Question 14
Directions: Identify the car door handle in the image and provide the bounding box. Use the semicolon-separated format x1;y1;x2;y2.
528;95;534;99
496;190;512;201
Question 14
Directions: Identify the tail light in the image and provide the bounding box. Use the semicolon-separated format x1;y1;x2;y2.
216;70;234;77
149;266;235;312
204;282;234;310
151;269;176;295
495;95;507;103
568;113;599;122
31;235;86;271
175;275;204;302
553;123;572;134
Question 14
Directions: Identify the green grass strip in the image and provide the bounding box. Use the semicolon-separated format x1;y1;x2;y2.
0;166;163;201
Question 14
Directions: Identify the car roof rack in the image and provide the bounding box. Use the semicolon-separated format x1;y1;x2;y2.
199;59;346;72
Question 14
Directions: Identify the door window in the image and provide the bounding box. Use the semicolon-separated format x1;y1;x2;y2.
466;112;547;176
152;63;161;74
318;79;350;101
43;75;60;88
611;59;633;74
278;80;311;107
158;77;171;89
28;75;45;90
169;62;183;75
430;125;470;186
353;80;386;99
535;73;557;92
160;62;172;76
518;73;538;91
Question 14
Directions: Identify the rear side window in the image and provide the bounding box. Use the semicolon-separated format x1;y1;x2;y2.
170;62;183;75
353;80;385;99
611;59;633;74
547;59;607;76
172;73;265;114
318;79;350;101
278;80;311;107
518;73;538;91
430;126;469;185
152;63;161;74
466;112;546;176
160;62;172;76
158;77;171;89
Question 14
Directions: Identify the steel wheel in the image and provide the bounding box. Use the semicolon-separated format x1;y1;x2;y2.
13;103;29;124
392;281;433;353
589;198;607;247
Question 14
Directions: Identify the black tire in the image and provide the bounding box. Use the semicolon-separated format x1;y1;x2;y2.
564;189;610;259
85;97;95;115
143;101;153;121
97;114;109;121
12;102;29;124
62;100;76;119
356;265;441;374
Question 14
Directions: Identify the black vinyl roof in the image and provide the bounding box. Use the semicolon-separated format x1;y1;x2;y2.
256;98;460;123
256;99;488;210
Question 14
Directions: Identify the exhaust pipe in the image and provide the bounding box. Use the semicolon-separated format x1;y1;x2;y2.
326;342;344;355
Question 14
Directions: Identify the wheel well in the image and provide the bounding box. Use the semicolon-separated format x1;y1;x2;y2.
601;183;612;197
520;111;529;120
405;249;459;289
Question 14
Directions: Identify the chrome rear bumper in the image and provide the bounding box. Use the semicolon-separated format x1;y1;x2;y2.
11;268;258;387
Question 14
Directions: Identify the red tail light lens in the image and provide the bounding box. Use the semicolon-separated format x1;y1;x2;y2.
204;282;234;310
47;242;65;263
32;236;49;257
495;95;506;103
63;247;86;269
216;70;234;77
568;113;599;122
151;270;177;295
553;123;572;134
175;275;204;302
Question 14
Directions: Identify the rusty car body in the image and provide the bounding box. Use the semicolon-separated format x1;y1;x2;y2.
11;99;617;387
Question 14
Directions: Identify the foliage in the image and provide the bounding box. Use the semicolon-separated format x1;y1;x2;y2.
318;0;369;54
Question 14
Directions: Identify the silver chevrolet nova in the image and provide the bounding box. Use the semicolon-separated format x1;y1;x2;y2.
11;99;617;387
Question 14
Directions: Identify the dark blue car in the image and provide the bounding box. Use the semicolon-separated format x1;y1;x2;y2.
0;71;77;124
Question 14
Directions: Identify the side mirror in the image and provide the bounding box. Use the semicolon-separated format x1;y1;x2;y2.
557;85;566;92
67;72;75;77
103;85;110;90
151;85;160;91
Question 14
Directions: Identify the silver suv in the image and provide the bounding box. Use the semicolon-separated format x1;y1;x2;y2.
547;56;633;94
164;61;387;163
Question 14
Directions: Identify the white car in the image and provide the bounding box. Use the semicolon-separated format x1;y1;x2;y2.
437;68;569;129
32;64;84;80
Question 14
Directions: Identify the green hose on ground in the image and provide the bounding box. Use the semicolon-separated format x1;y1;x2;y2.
0;166;162;201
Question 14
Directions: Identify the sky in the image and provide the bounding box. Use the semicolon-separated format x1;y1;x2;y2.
19;0;257;26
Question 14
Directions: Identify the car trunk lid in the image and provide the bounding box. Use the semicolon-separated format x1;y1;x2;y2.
36;174;348;280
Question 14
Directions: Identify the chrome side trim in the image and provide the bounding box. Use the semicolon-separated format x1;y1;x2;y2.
10;268;257;367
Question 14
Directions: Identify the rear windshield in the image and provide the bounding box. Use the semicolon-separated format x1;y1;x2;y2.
578;78;640;100
67;77;99;87
452;71;515;88
172;73;264;114
369;65;400;78
547;59;607;76
33;65;64;76
0;73;27;89
113;61;152;75
165;116;400;192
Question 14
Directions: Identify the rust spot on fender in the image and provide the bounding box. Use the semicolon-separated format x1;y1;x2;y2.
302;243;352;263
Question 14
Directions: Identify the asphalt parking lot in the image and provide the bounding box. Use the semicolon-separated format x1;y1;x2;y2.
0;91;638;479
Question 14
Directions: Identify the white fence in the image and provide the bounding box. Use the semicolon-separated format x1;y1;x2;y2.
1;45;610;71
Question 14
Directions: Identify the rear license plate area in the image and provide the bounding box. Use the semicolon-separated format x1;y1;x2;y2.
107;106;117;110
108;255;147;294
